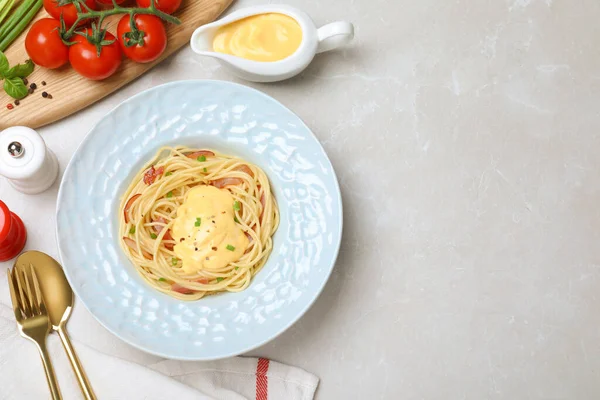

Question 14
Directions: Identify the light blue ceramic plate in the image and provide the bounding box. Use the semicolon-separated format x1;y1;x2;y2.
56;80;342;360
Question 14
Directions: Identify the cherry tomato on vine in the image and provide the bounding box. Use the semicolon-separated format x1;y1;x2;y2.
136;0;181;15
69;29;122;80
25;19;69;69
117;14;167;63
43;0;97;28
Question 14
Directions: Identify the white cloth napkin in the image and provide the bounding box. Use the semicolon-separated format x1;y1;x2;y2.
0;304;318;400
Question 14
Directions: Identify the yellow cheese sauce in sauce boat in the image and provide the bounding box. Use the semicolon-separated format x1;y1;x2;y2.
190;4;354;82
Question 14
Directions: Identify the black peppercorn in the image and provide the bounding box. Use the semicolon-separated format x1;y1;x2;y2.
14;100;19;106
30;83;37;90
41;81;46;86
42;91;48;98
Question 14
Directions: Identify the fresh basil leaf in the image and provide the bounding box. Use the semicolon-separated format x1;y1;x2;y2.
5;59;34;79
0;51;8;77
3;77;27;99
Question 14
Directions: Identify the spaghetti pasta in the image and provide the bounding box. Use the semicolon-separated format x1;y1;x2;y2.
118;146;279;300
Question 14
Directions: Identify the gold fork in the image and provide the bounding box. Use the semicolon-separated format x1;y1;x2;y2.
8;264;63;400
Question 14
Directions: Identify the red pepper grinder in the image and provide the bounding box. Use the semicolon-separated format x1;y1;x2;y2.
0;200;27;261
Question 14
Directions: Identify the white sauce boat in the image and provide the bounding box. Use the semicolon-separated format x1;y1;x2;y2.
190;4;354;82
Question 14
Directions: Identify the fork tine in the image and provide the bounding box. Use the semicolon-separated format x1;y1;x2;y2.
14;265;32;317
7;269;23;322
29;264;47;315
21;265;40;316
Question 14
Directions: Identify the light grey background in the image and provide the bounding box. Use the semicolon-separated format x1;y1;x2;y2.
1;0;600;398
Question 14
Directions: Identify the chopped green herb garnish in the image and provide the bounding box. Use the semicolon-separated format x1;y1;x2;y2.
197;155;206;162
195;217;201;227
233;201;241;211
150;233;157;239
158;278;168;282
226;244;235;251
235;267;239;270
129;226;136;234
166;191;173;198
216;277;224;282
171;258;178;266
234;216;240;223
165;172;173;176
203;168;207;173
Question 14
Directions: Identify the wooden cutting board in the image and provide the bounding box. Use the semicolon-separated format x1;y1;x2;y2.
0;0;232;130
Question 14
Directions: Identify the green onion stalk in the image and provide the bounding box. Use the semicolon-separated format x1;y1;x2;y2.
0;0;42;52
0;0;15;27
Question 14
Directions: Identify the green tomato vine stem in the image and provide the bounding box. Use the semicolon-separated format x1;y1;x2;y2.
62;0;180;42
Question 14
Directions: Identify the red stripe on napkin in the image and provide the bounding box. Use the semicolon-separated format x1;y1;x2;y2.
256;358;270;400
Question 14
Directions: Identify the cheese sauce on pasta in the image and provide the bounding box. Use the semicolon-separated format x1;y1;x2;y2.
118;146;279;300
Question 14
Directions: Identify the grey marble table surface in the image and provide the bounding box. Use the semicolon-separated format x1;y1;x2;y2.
1;0;599;398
